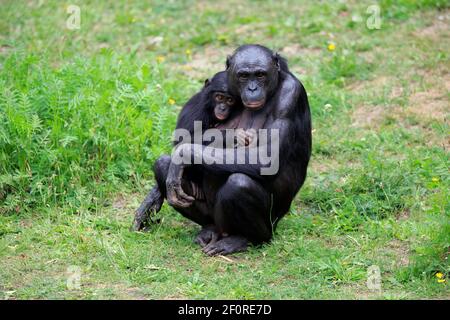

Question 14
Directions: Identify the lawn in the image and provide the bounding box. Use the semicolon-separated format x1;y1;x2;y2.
0;0;448;299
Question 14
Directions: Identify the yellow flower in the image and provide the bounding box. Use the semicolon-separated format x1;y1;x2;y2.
431;177;439;183
168;98;176;105
327;43;336;51
156;56;165;63
185;49;192;56
437;279;446;283
435;272;444;279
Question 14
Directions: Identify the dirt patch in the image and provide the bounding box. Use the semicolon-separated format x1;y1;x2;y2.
280;43;321;58
310;158;348;174
413;12;450;40
347;75;391;93
341;283;383;300
407;89;448;121
194;0;241;12
406;71;450;122
351;104;387;129
178;45;234;79
396;209;410;222
0;45;13;55
349;68;449;130
110;192;145;220
112;193;136;210
19;219;33;228
89;282;147;299
387;239;410;267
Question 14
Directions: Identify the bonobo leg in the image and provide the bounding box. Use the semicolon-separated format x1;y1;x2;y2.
131;155;170;231
131;185;163;231
203;173;272;256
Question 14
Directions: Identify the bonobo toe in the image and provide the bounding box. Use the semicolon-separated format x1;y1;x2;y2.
194;225;219;247
202;236;248;256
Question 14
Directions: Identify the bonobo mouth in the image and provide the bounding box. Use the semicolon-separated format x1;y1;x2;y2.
215;113;229;121
243;100;265;110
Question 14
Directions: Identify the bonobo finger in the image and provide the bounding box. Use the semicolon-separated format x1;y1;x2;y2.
170;190;194;208
167;192;188;208
171;197;191;208
202;244;215;255
176;188;195;203
167;182;194;206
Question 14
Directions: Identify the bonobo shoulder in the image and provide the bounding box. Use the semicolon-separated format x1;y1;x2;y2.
272;71;302;117
281;71;301;93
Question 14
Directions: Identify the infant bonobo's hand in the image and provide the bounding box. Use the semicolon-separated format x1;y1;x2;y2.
236;128;257;147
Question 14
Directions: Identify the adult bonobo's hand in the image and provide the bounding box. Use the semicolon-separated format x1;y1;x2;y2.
166;144;195;208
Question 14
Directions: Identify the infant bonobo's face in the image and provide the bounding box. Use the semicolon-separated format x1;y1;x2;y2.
213;92;235;121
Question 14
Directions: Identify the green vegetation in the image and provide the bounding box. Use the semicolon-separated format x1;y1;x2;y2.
0;0;448;299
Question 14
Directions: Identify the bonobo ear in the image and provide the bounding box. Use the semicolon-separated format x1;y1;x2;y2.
272;52;281;72
225;55;232;70
204;78;211;87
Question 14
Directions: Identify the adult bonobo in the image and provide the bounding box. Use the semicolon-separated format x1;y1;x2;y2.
164;44;312;255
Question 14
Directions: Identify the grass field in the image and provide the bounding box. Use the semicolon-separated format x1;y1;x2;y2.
0;0;449;299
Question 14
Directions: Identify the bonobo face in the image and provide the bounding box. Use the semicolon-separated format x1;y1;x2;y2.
227;45;280;110
213;92;235;121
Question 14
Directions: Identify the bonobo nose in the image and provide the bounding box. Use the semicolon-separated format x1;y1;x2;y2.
248;87;257;92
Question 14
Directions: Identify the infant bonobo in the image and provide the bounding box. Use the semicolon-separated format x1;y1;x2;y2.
176;71;254;147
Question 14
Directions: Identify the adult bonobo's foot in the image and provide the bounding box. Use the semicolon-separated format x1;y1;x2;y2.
194;225;220;247
131;185;163;231
202;235;248;256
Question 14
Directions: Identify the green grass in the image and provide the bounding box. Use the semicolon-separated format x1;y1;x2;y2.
0;0;449;299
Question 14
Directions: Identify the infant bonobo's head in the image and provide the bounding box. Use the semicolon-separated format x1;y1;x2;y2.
212;91;235;121
205;71;237;123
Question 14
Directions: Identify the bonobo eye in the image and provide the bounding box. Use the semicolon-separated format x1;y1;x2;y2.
255;71;266;79
226;97;234;105
238;72;249;80
215;94;224;102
